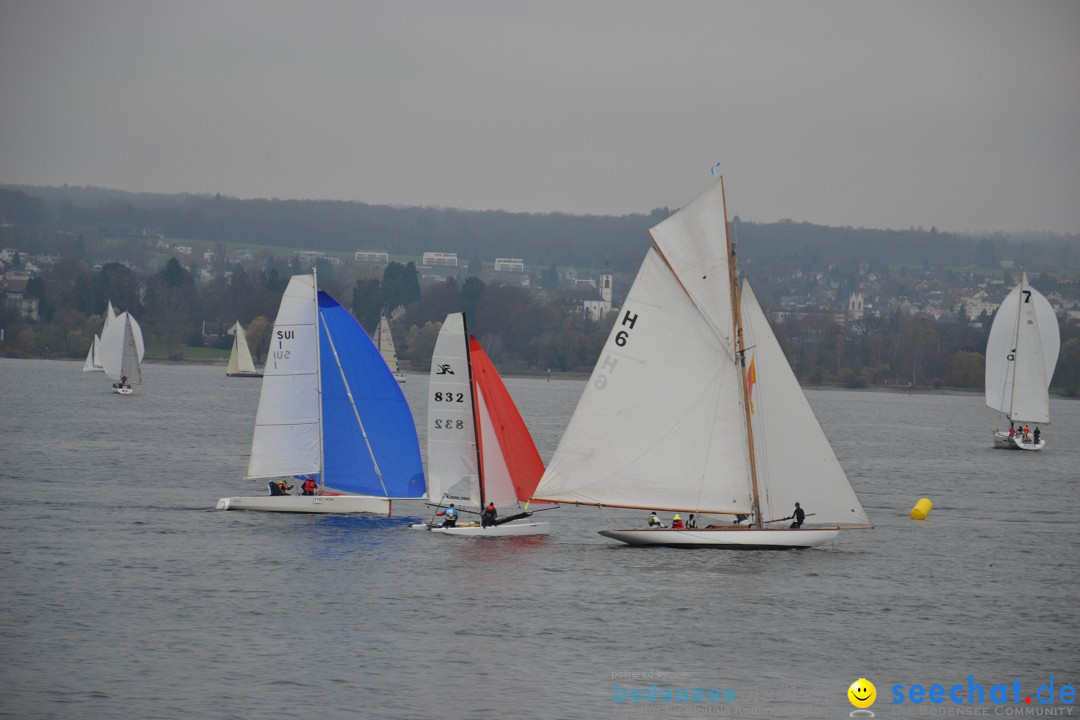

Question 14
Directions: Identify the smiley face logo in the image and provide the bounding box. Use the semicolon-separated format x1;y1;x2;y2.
847;678;876;709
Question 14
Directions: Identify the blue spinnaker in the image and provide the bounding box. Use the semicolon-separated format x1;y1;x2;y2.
317;292;426;498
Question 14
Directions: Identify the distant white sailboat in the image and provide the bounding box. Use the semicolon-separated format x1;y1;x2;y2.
985;272;1060;451
531;177;871;548
100;311;144;395
374;313;407;383
215;272;426;514
82;301;117;372
226;321;262;378
411;313;550;536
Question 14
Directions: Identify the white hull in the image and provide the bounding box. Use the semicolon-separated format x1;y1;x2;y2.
215;495;392;515
598;526;840;549
394;372;406;383
412;522;549;537
114;386;134;395
993;430;1045;451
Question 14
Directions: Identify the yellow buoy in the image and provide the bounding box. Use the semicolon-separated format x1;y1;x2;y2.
910;498;933;520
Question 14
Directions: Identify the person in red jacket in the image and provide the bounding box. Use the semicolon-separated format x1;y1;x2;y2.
300;476;318;496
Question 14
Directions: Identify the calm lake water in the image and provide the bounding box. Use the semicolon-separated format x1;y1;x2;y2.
1;358;1077;719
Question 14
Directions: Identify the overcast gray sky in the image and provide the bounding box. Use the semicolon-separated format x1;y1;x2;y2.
1;0;1078;234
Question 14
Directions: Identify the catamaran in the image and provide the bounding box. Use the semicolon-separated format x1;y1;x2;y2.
215;272;426;514
412;313;551;536
985;272;1060;451
530;176;871;548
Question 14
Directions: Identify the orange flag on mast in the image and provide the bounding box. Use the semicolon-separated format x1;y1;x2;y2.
746;355;757;413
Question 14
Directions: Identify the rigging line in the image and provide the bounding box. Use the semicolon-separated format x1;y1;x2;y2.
319;310;390;498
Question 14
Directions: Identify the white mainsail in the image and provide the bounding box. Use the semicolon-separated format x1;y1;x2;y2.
426;314;482;506
375;315;400;374
533;183;752;513
985;272;1059;424
246;275;321;479
227;321;258;375
740;282;869;526
100;311;145;381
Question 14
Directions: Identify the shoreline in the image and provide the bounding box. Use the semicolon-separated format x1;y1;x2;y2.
10;355;1074;400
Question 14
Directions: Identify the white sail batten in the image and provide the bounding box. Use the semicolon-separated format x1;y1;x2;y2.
533;243;753;512
427;314;481;505
246;275;321;480
740;282;869;526
985;273;1059;423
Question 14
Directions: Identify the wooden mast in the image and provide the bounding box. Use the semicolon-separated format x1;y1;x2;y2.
720;177;764;529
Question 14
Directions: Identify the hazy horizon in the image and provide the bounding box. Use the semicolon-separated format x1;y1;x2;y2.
2;1;1078;235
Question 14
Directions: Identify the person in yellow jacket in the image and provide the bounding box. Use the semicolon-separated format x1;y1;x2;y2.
671;513;684;529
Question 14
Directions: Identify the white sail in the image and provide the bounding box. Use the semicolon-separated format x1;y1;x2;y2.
740;282;869;526
473;382;521;508
533;182;752;513
105;301;117;328
101;312;143;381
426;314;481;505
227;321;258;375
83;334;103;372
246;275;321;480
118;315;142;385
375;315;400;374
985;273;1059;423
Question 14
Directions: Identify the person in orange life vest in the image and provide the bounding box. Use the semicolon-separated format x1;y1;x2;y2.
300;476;317;496
481;502;497;528
671;513;684;529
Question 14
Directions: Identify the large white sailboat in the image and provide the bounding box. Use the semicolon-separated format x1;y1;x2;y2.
215;272;426;514
531;176;871;548
985;272;1060;451
226;321;262;378
374;313;407;383
100;310;144;395
412;313;550;536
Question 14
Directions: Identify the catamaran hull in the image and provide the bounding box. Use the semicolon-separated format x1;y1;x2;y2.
215;495;392;515
992;430;1045;451
598;527;840;549
417;522;549;537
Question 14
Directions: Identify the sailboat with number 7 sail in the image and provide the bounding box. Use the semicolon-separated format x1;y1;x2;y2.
530;175;871;548
984;272;1060;451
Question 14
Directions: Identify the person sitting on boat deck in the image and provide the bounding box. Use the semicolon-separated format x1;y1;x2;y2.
647;512;666;528
733;514;749;524
300;476;318;496
788;502;805;528
1033;426;1041;445
267;480;287;496
277;480;294;495
686;513;697;529
436;503;459;528
671;513;684;529
481;502;497;528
